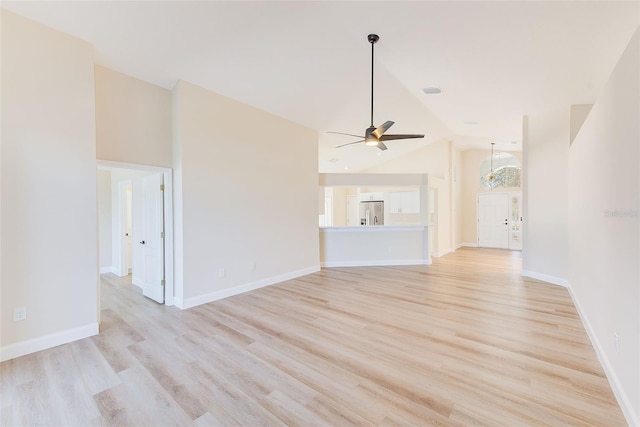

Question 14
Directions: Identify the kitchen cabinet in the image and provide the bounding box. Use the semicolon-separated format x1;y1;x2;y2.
359;192;384;202
388;190;420;214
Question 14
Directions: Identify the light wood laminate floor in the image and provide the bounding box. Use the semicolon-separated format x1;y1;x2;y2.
1;248;626;426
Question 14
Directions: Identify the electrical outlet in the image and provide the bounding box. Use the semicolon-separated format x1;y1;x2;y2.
615;333;620;353
219;268;226;278
13;307;27;322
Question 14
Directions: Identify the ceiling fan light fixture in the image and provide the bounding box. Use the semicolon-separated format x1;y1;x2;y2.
365;139;378;146
364;126;377;145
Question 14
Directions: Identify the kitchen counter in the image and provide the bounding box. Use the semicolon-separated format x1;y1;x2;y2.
319;226;430;267
319;225;425;232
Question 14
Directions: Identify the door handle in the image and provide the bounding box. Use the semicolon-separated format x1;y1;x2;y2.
139;240;146;245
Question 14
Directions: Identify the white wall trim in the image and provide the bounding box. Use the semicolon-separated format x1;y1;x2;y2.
457;242;478;249
521;270;569;287
431;249;452;258
175;266;320;310
99;266;114;274
0;323;99;362
567;286;639;427
321;259;432;268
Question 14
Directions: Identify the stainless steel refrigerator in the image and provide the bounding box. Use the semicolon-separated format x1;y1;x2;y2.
360;201;384;226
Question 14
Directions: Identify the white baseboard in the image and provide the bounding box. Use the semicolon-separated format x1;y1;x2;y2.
567;286;639;427
521;270;569;287
99;266;114;274
431;249;452;258
321;258;432;267
175;265;321;310
0;323;99;362
457;242;478;248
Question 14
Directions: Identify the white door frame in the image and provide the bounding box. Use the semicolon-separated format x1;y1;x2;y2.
116;179;132;277
97;160;175;306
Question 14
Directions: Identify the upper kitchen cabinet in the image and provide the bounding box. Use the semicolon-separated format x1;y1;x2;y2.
388;190;420;214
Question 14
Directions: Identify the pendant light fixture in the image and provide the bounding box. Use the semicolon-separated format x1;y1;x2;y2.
488;142;496;190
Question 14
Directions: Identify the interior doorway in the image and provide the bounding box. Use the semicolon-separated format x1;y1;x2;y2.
97;160;174;306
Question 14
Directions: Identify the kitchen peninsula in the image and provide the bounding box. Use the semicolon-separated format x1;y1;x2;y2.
319;173;431;267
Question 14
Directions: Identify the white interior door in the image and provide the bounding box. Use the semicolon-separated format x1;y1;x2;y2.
125;185;133;273
478;193;509;249
139;173;165;303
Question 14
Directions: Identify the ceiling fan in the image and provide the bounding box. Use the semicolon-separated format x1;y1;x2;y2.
328;34;425;151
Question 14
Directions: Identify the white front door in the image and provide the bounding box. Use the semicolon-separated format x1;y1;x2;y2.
139;173;165;303
478;193;509;249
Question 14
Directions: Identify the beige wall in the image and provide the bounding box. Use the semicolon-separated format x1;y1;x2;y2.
1;11;98;358
568;29;639;425
522;109;569;284
366;139;450;178
452;146;462;248
569;104;593;146
172;81;319;307
95;66;172;168
332;187;348;226
428;176;450;256
460;149;522;245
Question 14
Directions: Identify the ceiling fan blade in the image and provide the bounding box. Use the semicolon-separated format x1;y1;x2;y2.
379;134;425;141
372;121;395;139
336;140;364;148
327;131;365;138
377;142;388;151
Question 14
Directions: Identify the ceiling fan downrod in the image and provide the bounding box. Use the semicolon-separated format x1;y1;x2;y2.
327;33;424;150
368;34;379;128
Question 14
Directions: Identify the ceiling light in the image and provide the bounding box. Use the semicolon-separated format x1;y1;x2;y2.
365;137;379;146
422;87;442;95
364;126;378;146
488;142;496;190
463;121;478;125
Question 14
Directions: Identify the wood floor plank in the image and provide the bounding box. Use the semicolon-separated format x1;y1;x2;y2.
0;248;627;426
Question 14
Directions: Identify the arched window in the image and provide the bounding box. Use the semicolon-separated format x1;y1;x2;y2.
479;152;521;190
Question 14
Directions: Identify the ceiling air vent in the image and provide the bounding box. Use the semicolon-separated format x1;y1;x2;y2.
422;87;442;95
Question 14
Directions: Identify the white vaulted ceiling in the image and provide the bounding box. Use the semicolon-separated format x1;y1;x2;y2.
3;1;638;172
